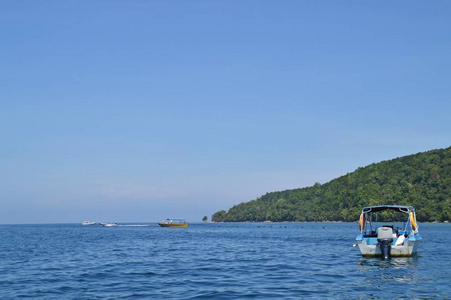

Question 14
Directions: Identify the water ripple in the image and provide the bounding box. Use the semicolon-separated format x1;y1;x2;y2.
0;223;450;299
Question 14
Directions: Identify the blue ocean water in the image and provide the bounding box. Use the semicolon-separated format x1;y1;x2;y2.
0;222;450;299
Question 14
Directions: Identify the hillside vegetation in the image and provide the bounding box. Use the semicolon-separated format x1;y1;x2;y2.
212;147;451;222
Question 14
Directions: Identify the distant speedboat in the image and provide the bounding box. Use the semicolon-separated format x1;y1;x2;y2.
82;221;96;225
100;222;117;227
158;219;189;227
356;205;422;259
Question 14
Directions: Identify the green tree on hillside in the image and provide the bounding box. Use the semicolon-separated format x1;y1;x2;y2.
212;147;451;223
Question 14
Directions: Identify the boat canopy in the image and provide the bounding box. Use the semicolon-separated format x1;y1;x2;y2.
164;218;187;223
362;205;415;214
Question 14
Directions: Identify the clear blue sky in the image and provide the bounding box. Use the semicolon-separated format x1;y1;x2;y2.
1;1;450;224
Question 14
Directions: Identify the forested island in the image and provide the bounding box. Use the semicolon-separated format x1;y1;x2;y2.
212;147;451;223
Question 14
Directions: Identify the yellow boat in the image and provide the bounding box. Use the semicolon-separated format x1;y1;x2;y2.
158;218;189;227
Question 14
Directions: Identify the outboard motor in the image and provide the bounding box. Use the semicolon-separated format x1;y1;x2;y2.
377;227;394;259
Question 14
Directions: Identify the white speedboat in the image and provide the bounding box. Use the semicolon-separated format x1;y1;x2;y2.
356;205;422;259
100;222;117;227
82;221;96;225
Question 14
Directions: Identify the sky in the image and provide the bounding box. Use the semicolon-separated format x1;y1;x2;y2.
1;1;451;224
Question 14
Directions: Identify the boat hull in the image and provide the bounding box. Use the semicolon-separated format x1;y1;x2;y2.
356;234;421;257
158;223;189;227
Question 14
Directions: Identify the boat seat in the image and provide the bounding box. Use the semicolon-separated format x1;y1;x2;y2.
364;230;377;238
364;233;377;238
394;235;405;246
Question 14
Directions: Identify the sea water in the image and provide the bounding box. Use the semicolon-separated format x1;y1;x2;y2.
0;222;450;299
